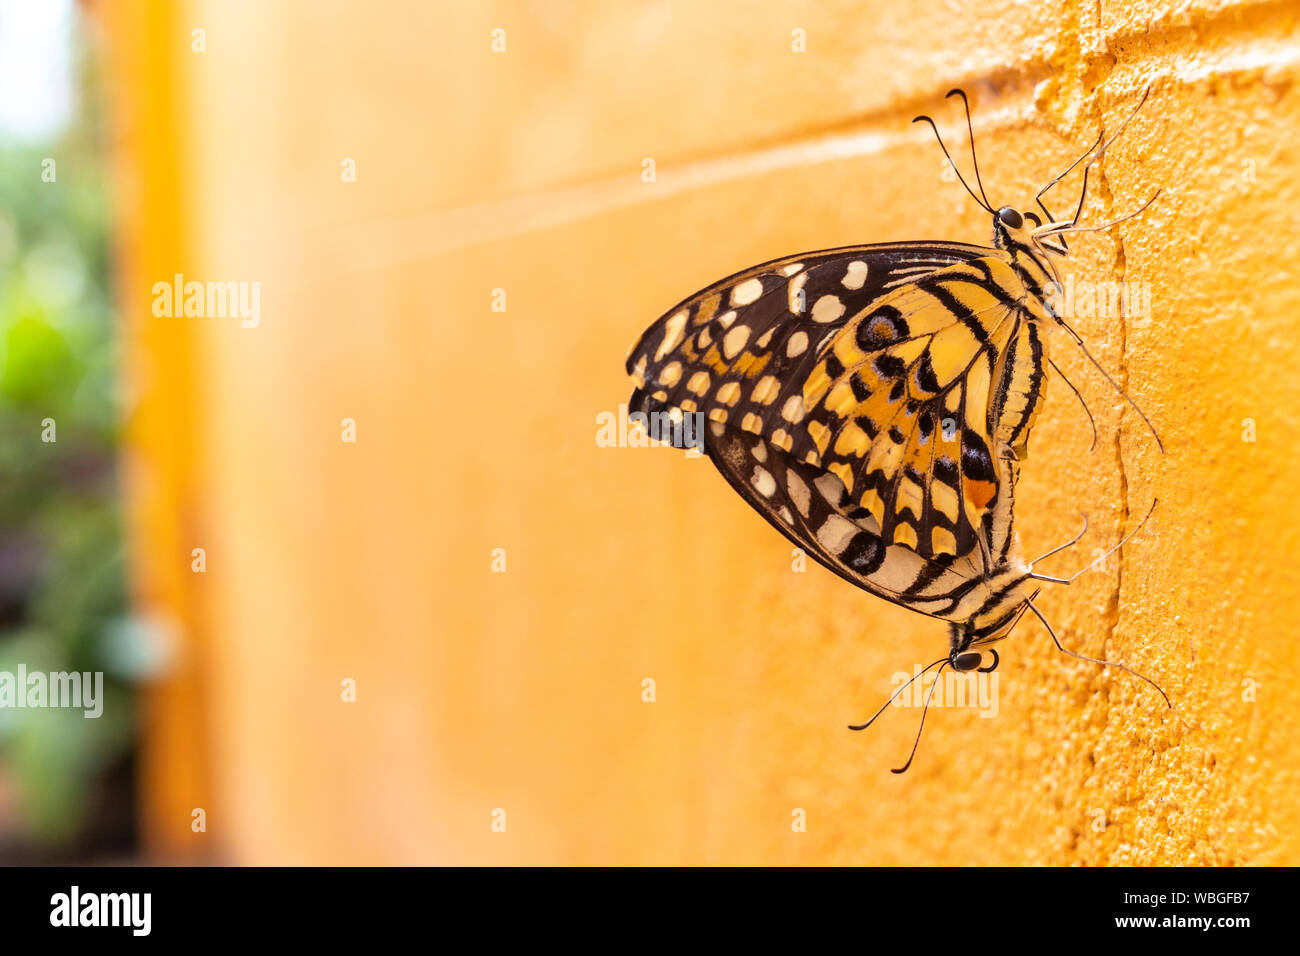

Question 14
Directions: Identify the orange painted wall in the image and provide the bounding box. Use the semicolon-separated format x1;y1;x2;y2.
101;0;1300;864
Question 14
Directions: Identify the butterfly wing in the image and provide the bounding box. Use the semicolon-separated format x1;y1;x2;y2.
795;257;1045;564
627;242;991;400
702;424;1014;621
627;244;1044;566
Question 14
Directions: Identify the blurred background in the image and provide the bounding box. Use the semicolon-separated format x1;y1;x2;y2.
0;0;139;862
1;0;1298;864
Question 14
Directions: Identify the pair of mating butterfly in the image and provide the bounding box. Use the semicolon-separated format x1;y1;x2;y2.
625;88;1170;772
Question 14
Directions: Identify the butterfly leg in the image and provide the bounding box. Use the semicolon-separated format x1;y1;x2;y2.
1049;315;1165;453
1028;513;1090;570
1040;188;1163;240
1024;597;1171;707
1033;86;1155;255
1035;86;1152;233
1035;130;1102;254
1029;498;1157;585
1035;129;1102;220
1048;358;1098;452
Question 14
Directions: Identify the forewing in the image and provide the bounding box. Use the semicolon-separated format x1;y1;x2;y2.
626;241;992;411
628;248;1033;565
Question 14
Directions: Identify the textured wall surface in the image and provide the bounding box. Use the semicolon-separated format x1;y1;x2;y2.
103;0;1300;864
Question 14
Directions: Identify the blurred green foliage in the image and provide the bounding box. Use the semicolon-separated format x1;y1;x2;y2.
0;42;136;856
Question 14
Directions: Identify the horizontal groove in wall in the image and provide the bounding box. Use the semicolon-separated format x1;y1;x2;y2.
302;33;1296;275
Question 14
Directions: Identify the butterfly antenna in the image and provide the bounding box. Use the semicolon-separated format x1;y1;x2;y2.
913;114;994;214
946;89;993;210
1025;596;1171;707
1031;498;1158;584
891;660;950;773
848;657;947;731
1048;358;1098;451
1052;316;1164;453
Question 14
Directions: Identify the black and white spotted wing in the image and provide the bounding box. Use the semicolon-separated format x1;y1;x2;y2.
703;422;1034;633
626;242;1049;565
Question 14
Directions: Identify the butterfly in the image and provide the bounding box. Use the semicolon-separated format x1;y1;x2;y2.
624;89;1167;769
626;239;1047;663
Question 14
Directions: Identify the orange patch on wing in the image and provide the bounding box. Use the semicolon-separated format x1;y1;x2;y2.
733;350;771;379
892;523;919;550
965;479;997;510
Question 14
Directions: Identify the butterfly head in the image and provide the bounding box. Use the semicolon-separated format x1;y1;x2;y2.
992;205;1068;298
951;648;999;674
992;205;1047;251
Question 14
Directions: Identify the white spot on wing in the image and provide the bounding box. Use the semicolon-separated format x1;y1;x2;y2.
658;361;682;386
781;395;805;423
656;310;689;360
815;514;858;553
811;294;846;324
751;466;776;498
731;278;764;306
814;471;847;504
788;273;808;313
842;260;869;290
787;471;811;517
722;325;751;359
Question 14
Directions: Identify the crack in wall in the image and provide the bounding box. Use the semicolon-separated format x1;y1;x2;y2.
1051;0;1144;708
1063;0;1190;868
1086;100;1129;706
1050;0;1137;866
